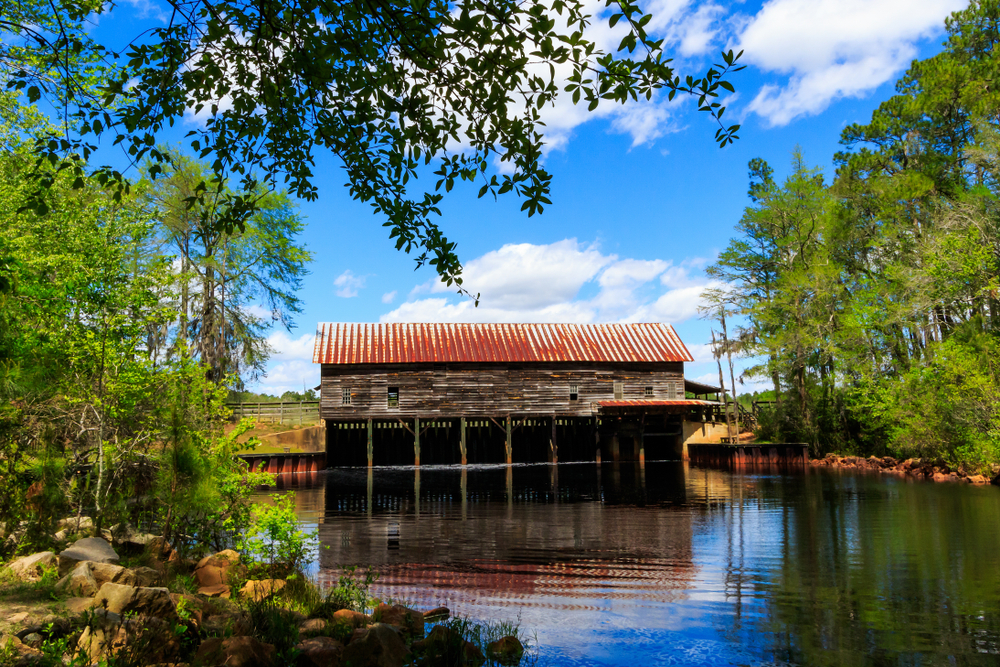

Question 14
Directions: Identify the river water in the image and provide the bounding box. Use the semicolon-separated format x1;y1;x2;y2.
269;462;1000;666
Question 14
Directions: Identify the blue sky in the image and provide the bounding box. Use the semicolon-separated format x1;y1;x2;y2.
98;0;969;394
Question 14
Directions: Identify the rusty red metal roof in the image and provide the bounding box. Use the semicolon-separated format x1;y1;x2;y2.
313;323;693;364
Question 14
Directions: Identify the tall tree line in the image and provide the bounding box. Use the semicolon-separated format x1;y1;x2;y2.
0;93;310;556
708;0;1000;472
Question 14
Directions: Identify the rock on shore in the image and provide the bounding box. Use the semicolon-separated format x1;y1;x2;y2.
811;454;995;484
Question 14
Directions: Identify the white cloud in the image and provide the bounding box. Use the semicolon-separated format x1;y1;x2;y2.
256;359;318;395
422;239;613;309
333;270;366;298
381;291;398;304
382;238;717;326
739;0;966;125
120;0;170;23
254;332;317;395
686;343;716;364
266;331;314;361
528;0;729;151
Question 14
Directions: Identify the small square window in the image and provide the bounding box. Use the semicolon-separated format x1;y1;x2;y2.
342;387;351;405
613;381;624;400
644;386;654;397
569;385;579;401
387;387;399;408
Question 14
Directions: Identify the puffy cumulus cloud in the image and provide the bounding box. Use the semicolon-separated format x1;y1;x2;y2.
266;331;315;361
422;239;613;309
333;269;367;298
381;298;598;324
739;0;966;126
382;239;717;325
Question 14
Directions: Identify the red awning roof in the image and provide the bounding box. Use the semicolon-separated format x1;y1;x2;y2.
313;323;693;364
598;400;719;407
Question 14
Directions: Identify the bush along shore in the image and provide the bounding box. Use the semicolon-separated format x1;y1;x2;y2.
811;454;1000;486
0;521;532;667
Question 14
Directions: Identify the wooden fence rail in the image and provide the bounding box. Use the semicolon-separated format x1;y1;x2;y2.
227;401;320;426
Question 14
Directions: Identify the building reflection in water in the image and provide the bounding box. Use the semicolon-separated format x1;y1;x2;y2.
292;463;696;610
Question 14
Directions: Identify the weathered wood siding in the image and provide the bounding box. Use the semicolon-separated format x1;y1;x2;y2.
320;362;684;419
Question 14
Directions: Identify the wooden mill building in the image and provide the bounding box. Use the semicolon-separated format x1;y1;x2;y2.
314;322;718;466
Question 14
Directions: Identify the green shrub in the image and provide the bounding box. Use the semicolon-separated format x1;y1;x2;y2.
238;493;316;579
886;327;1000;474
312;565;378;617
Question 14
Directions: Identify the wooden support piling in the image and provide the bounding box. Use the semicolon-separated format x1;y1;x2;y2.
366;418;373;468
460;417;467;466
414;417;421;467
505;415;512;464
549;415;558;464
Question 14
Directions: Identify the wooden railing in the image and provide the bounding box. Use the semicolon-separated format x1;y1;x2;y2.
227;400;320;425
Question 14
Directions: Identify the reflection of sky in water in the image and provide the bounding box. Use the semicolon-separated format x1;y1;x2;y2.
262;462;1000;666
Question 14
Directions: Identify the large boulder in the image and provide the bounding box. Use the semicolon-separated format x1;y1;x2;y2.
423;606;450;621
239;578;286;602
296;636;344;667
194;550;241;588
198;584;232;598
340;624;410;667
412;625;483;667
373;603;424;638
77;625;128;662
57;516;94;532
92;582;177;619
1;635;43;665
299;618;328;637
340;623;410;667
77;615;179;664
332;609;370;629
486;636;524;666
194;636;276;667
55;561;161;596
58;537;119;575
90;562;161;588
55;562;100;597
6;551;57;581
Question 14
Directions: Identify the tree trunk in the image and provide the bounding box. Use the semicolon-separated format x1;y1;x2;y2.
721;310;740;438
713;330;734;441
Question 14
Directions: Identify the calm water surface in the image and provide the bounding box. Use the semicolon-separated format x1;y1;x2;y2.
269;462;1000;666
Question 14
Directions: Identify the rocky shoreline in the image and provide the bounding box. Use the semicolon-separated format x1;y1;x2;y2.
1;526;527;667
810;453;1000;485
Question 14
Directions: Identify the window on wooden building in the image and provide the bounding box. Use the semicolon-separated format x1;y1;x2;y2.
387;387;399;408
644;386;654;397
569;385;579;401
613;382;624;399
342;387;351;405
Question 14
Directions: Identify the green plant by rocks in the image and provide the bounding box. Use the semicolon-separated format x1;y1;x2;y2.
318;565;379;616
239;493;316;579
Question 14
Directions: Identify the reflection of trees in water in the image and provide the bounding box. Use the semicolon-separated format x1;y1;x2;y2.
713;470;1000;663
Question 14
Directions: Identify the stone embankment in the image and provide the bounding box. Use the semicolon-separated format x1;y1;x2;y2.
811;454;1000;485
2;528;525;667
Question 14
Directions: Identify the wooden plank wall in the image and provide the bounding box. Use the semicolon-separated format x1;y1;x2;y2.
320;362;684;419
